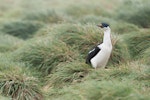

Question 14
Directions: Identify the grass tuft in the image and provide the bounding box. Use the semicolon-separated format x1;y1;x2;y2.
15;37;78;75
47;80;149;100
0;58;43;100
124;31;150;59
0;20;43;39
0;34;23;52
46;61;90;87
0;73;43;100
112;22;139;34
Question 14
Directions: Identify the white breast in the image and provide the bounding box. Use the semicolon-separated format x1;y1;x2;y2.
90;44;112;68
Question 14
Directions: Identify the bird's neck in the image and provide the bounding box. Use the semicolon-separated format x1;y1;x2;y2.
103;28;112;46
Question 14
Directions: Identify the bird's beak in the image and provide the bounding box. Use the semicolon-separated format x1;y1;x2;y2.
97;24;103;28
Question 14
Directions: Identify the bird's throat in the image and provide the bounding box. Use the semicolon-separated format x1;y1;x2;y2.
103;29;112;46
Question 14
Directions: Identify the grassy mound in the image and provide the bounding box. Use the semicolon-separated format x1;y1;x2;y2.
0;34;23;52
124;30;150;59
47;61;150;100
109;36;130;65
0;71;42;100
48;80;149;100
0;20;43;39
0;54;43;100
46;61;90;87
15;37;78;75
51;24;102;55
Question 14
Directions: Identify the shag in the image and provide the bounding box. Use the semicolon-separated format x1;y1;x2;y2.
86;23;112;69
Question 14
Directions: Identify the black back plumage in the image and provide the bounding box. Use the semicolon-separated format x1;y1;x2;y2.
86;46;101;64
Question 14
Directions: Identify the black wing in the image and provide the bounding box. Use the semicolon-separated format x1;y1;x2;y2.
85;46;101;64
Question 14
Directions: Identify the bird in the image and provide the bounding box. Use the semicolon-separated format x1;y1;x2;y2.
85;23;112;69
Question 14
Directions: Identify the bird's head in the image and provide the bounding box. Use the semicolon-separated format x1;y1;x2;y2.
97;23;110;31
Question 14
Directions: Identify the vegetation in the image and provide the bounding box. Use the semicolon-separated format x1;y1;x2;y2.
0;0;149;100
0;20;43;39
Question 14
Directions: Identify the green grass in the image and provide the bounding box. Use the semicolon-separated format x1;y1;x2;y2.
14;37;79;76
0;0;150;99
116;0;150;28
0;34;23;52
46;61;90;88
47;61;150;100
124;30;150;59
0;20;43;39
0;54;43;100
23;10;64;23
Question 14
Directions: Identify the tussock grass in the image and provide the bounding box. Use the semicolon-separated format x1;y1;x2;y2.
0;71;43;100
78;15;117;31
0;55;43;100
0;34;23;52
0;53;19;71
109;36;130;65
15;37;78;75
51;24;102;55
0;0;150;99
48;80;149;100
0;20;43;39
24;10;64;23
124;31;150;59
85;63;132;82
47;61;150;100
140;47;150;65
64;0;118;18
117;0;150;28
112;22;139;34
64;3;112;18
79;15;115;25
46;61;90;87
79;16;139;34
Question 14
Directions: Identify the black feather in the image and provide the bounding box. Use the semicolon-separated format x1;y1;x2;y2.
86;46;101;64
